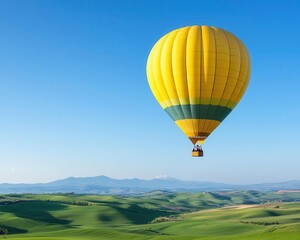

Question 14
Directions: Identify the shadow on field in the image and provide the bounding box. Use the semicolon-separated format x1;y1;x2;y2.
265;210;280;216
99;214;113;222
0;201;71;225
98;203;170;224
0;225;27;234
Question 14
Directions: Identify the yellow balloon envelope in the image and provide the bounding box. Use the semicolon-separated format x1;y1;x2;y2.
146;26;251;147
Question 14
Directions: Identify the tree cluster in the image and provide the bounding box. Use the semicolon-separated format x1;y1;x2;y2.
0;227;8;238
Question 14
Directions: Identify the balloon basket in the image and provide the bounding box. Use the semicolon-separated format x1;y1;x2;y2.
192;150;204;157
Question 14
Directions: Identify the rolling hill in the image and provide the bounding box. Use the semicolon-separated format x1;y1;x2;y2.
0;191;300;239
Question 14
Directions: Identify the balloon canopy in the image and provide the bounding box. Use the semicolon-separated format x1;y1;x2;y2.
146;26;251;145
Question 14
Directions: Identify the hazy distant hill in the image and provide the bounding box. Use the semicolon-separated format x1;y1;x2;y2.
0;176;299;194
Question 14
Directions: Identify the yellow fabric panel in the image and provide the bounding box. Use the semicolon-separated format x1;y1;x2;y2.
232;48;251;108
201;26;216;99
146;41;165;107
172;27;190;100
210;27;230;102
175;119;220;137
198;119;220;135
176;119;197;137
218;30;241;106
160;29;181;106
200;26;215;131
233;78;250;108
186;26;202;104
147;35;171;108
227;37;250;108
197;140;205;145
201;119;218;136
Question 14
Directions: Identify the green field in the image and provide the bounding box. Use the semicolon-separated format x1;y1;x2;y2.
0;191;299;239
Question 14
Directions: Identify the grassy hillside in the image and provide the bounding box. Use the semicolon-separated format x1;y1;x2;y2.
0;191;299;239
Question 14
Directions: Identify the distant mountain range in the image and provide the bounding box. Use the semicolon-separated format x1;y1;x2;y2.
0;176;299;194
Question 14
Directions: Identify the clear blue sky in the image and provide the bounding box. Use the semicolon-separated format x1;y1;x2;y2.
0;0;299;184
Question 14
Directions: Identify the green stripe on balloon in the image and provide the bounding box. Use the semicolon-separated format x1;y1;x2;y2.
164;104;232;122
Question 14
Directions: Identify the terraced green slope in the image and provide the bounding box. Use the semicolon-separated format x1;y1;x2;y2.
0;192;299;239
142;203;300;240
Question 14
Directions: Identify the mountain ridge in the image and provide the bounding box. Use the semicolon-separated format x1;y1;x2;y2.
0;176;299;194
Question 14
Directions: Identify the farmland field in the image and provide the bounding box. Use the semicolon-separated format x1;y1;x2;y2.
0;191;299;239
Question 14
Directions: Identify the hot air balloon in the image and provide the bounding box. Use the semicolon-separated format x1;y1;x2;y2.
146;26;251;157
